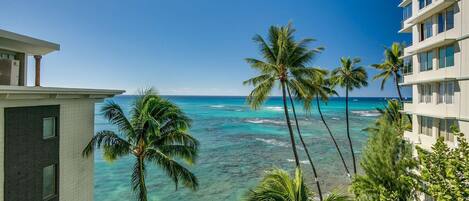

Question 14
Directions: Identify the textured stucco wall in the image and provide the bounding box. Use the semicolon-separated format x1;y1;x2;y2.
0;99;99;201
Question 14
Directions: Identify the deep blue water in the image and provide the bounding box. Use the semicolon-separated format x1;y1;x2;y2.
93;96;388;201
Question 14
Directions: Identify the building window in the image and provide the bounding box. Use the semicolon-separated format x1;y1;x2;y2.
438;82;454;104
43;117;56;139
43;164;57;199
419;84;433;103
420;116;433;136
419;50;434;71
402;57;413;75
439;119;456;142
403;3;413;21
438;6;455;33
419;0;432;9
439;44;455;68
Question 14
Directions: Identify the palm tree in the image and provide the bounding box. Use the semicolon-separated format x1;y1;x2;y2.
372;43;412;123
286;85;323;200
245;168;352;201
302;77;351;178
331;57;368;175
243;23;324;168
82;89;199;201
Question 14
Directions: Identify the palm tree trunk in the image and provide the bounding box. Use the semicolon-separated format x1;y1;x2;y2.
136;156;148;201
394;72;413;124
345;89;357;175
286;86;323;201
281;81;301;168
316;95;351;178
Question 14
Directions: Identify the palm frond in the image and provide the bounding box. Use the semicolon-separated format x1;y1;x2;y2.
82;130;131;161
146;148;198;191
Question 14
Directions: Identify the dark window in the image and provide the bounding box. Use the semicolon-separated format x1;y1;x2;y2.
420;0;432;9
403;57;413;75
439;44;455;68
403;4;413;21
438;6;455;33
420;50;434;71
43;165;57;200
446;7;454;30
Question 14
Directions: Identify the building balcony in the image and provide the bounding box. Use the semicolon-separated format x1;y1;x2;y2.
399;18;413;33
403;101;414;114
408;0;457;25
398;0;412;7
403;30;458;57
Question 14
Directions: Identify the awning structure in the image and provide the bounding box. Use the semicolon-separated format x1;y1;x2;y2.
0;29;60;55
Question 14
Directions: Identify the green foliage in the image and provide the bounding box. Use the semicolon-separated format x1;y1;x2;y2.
245;168;312;201
365;99;411;134
243;22;325;109
372;43;404;91
244;168;351;201
415;128;469;201
331;57;368;92
83;88;199;201
351;120;417;201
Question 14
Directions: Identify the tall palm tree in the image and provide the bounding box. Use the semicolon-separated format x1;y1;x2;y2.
372;43;412;123
245;168;352;201
287;85;323;200
82;89;199;201
243;23;324;168
302;77;351;178
331;57;368;175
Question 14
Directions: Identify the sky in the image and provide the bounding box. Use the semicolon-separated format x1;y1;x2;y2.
0;0;411;97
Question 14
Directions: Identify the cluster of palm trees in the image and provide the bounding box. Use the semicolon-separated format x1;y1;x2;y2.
243;23;409;201
243;23;368;200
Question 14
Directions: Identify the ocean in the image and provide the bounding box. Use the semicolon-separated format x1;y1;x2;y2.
93;96;388;201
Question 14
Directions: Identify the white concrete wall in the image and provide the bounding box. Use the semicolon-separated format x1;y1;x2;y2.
0;98;99;201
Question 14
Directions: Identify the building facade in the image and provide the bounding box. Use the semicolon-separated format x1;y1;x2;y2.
0;29;124;201
399;0;469;151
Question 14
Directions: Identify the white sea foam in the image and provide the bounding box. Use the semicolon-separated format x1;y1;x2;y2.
255;138;289;147
210;105;225;108
287;159;309;164
331;117;340;120
245;118;285;125
264;106;284;112
351;110;381;117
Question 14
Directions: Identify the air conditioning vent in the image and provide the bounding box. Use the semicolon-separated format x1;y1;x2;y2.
0;59;20;86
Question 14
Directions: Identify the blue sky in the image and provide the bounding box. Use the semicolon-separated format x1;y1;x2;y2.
1;0;410;97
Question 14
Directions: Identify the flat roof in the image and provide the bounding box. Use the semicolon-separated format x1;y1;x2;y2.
0;86;124;100
0;29;60;55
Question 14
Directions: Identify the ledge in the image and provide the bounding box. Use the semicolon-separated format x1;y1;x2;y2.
0;86;125;100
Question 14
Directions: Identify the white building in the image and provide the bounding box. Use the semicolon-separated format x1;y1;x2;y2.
399;0;469;151
0;29;124;201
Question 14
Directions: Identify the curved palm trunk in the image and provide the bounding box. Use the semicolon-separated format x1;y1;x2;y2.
316;96;351;178
135;156;148;201
286;86;323;201
345;89;357;175
394;72;412;124
281;81;301;167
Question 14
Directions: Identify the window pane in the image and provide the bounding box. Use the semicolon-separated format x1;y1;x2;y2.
425;19;433;39
43;117;56;139
419;0;425;9
446;82;454;104
439;48;446;68
446;7;454;30
438;13;445;33
438;83;445;103
427;51;433;70
446;45;454;67
43;165;56;199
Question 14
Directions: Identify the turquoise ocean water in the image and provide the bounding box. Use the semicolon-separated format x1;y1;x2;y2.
93;96;388;201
